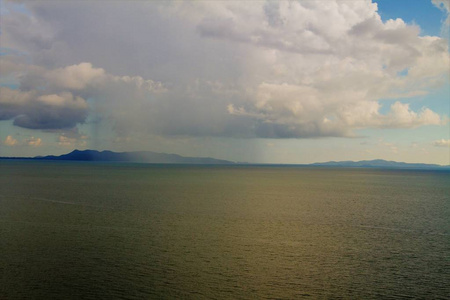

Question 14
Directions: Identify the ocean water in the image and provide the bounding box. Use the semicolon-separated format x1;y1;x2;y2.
1;161;449;299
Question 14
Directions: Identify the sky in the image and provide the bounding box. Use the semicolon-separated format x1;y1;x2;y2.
0;0;449;164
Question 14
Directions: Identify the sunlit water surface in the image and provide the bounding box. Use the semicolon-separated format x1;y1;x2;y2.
1;161;449;299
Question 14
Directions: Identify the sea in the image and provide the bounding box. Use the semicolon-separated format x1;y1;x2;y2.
1;161;449;299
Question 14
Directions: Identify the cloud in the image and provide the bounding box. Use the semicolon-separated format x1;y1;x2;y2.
2;135;42;147
196;1;378;55
0;87;88;129
56;128;88;148
432;0;450;26
44;62;106;90
57;135;86;147
385;102;443;127
338;101;443;128
25;136;42;146
0;0;448;139
4;135;18;146
433;139;450;147
0;60;166;130
0;87;36;120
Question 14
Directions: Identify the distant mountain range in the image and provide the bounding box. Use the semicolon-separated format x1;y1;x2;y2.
1;150;449;169
311;159;449;170
1;149;235;164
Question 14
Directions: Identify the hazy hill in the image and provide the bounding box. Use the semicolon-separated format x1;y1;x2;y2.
2;149;234;164
1;151;449;169
311;159;448;169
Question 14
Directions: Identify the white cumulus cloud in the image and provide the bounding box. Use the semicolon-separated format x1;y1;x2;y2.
25;136;42;147
2;135;42;147
0;0;448;139
4;135;18;146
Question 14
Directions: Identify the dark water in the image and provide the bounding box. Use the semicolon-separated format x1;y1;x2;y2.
1;161;449;299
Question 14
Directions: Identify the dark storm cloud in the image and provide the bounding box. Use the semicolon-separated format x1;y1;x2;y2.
12;103;87;129
0;87;88;129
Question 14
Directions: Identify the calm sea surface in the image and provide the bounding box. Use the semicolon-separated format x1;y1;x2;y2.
1;161;449;299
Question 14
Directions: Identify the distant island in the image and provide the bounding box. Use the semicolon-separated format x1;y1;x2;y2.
0;149;235;164
311;159;449;170
1;149;449;169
